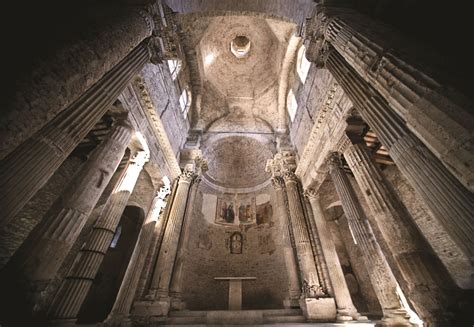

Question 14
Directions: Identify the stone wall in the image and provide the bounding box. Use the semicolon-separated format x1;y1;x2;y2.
180;183;290;310
0;156;84;268
290;66;334;157
140;63;189;159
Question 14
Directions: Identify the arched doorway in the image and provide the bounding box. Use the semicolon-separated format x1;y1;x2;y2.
76;206;144;323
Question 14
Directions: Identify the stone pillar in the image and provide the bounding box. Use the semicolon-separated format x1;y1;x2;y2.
270;177;301;308
169;176;201;309
49;150;149;321
305;6;474;190
317;45;474;288
1;118;132;314
343;138;458;324
142;171;195;316
306;190;366;322
0;6;154;160
302;195;332;297
328;154;412;326
0;40;152;228
282;170;336;320
106;181;171;324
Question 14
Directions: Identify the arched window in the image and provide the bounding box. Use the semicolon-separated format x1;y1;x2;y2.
179;88;191;118
296;45;311;83
167;59;182;80
287;89;298;122
230;232;243;254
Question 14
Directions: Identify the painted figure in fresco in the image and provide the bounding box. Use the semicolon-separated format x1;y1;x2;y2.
225;203;235;223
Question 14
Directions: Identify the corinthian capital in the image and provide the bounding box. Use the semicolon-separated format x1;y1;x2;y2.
304;188;319;200
271;177;285;190
327;152;343;171
179;170;195;183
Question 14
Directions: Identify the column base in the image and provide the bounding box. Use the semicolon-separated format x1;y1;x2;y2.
376;308;416;326
299;297;337;321
104;313;133;326
283;297;300;309
170;296;187;311
131;298;171;317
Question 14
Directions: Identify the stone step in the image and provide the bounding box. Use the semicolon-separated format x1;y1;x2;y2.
169;310;208;317
165;316;207;324
264;315;306;323
261;309;303;317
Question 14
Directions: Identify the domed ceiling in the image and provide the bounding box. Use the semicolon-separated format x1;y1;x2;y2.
178;14;296;133
201;135;274;190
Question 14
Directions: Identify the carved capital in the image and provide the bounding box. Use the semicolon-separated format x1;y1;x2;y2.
304;188;319;200
147;37;163;64
179;170;195;184
282;170;298;183
327;152;343;171
271;177;285;190
334;134;352;154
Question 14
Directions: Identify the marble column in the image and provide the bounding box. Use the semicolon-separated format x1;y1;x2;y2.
0;6;154;160
49;150;149;321
328;154;412;326
144;171;195;316
1;118;132;314
106;182;171;324
282;170;336;320
344;138;458;324
306;190;366;322
321;47;474;288
302;195;332;297
169;176;201;309
0;40;152;228
306;6;474;190
270;177;301;307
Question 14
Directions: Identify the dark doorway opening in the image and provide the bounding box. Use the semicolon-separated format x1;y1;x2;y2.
76;205;144;323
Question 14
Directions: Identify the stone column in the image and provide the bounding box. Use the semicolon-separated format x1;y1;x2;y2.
106;182;171;324
270;177;301;308
282;170;336;320
169;176;201;309
49;150;149;321
318;46;474;288
305;6;473;190
0;6;154;160
1;118;132;314
343;138;458;324
328;154;412;326
302;195;332;297
306;190;366;322
143;171;195;316
0;40;152;228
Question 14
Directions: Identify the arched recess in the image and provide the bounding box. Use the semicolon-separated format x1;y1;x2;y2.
76;205;145;324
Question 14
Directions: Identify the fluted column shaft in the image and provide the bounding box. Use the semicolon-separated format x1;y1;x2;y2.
302;196;332;296
50;150;148;320
312;6;473;190
325;49;474;288
0;6;154;160
148;172;194;299
282;172;324;297
344;141;457;323
1;119;132;312
271;177;301;304
307;192;364;321
328;157;411;324
169;177;201;304
107;183;170;321
0;40;151;228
